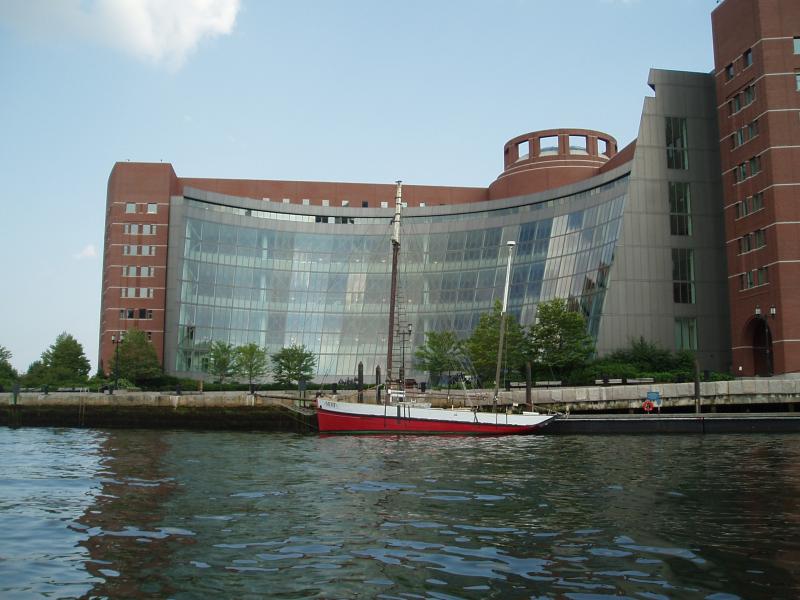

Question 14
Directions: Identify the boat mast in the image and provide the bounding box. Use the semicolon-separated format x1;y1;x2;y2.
493;240;516;407
386;180;403;386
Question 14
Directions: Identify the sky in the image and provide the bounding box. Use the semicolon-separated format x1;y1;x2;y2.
0;0;720;374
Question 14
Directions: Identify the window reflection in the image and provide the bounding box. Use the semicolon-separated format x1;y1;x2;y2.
175;179;629;378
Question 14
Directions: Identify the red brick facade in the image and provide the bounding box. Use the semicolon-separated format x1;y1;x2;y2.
712;0;800;375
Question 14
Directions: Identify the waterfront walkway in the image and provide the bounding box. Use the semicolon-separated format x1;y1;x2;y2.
2;379;800;433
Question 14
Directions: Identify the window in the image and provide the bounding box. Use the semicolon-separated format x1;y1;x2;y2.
730;95;741;115
744;85;754;105
794;37;800;54
124;223;139;234
737;192;765;219
322;199;329;207
665;117;689;169
517;140;530;160
568;135;587;155
796;71;800;91
362;201;368;208
147;203;157;214
749;155;761;176
748;120;759;140
739;234;752;254
675;318;698;351
141;224;156;235
743;48;753;68
380;201;389;208
302;199;310;206
751;191;764;212
669;182;692;236
740;267;769;290
734;163;747;183
125;203;136;213
754;229;766;249
122;245;134;256
672;248;695;304
341;200;349;207
147;332;153;341
725;63;734;80
539;136;558;156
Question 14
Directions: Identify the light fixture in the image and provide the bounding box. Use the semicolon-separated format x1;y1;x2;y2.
770;305;777;318
755;305;762;317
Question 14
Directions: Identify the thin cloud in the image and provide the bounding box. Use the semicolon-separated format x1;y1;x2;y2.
0;0;240;70
73;244;98;260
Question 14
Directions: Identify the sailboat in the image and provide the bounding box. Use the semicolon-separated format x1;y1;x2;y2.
316;181;556;434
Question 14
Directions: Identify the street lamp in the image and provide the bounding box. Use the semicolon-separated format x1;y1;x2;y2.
110;333;121;394
493;240;516;409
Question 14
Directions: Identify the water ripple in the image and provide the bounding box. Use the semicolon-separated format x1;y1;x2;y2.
1;430;800;598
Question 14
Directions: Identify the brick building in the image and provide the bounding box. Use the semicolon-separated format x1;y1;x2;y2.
712;0;800;376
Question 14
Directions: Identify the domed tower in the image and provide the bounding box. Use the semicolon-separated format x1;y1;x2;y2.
488;128;618;200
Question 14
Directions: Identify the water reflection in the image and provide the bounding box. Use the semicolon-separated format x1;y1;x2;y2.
73;430;187;598
1;430;800;598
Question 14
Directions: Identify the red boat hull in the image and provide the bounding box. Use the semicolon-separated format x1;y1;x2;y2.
317;407;549;435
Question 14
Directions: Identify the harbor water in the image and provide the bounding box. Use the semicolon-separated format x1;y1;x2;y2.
1;428;799;599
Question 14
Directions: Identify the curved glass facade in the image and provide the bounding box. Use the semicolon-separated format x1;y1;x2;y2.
169;177;628;381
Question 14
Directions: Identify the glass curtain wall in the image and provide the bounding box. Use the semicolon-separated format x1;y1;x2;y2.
174;182;628;381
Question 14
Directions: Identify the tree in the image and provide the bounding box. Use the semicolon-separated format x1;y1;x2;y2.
117;329;161;385
23;360;50;388
0;345;18;389
234;343;269;391
21;333;90;387
607;337;674;372
528;298;595;380
207;341;238;383
271;344;316;388
414;330;464;386
607;337;695;375
465;300;528;386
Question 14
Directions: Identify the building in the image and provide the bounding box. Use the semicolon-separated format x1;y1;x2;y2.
711;0;800;376
99;0;799;382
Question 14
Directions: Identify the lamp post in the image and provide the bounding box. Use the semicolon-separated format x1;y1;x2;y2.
493;240;516;409
111;333;121;394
